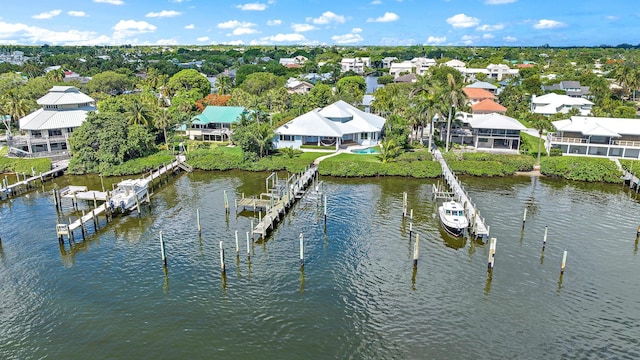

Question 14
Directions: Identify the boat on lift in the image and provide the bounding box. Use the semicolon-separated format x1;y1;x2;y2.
109;178;150;212
438;200;469;237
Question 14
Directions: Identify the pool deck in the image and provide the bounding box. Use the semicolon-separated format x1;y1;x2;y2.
311;145;377;165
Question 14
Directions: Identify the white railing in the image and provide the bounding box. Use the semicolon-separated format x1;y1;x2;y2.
550;136;588;144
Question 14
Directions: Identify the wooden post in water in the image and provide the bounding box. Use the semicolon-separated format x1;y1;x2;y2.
251;219;254;238
146;189;151;205
73;193;78;210
402;192;408;218
196;208;201;235
159;231;167;267
246;231;251;260
323;194;327;231
522;208;527;228
99;174;105;192
53;188;59;210
542;226;548;251
235;230;239;257
93;192;97;209
409;209;414;238
561;250;567;274
224;190;229;213
487;237;497;271
413;233;420;267
135;195;140;217
219;241;226;274
80;211;86;241
299;233;304;268
68;217;74;243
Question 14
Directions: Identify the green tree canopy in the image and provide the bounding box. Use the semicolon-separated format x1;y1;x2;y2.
167;69;210;99
85;70;134;95
239;72;283;96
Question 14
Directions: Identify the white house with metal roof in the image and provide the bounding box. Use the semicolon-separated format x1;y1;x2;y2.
449;112;527;151
13;86;95;157
550;116;640;158
274;100;386;150
531;93;593;116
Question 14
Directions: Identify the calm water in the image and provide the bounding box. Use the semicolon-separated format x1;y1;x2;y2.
1;172;640;359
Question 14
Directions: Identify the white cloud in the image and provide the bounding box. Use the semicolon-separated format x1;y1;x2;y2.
446;13;480;28
217;20;255;29
261;33;306;42
476;24;503;31
67;11;88;17
380;37;416;46
367;12;399;23
113;20;156;32
145;10;181;18
503;36;517;42
236;3;267;11
485;0;516;4
482;33;495;39
461;35;477;45
309;11;346;25
292;23;316;32
267;19;282;26
231;27;258;35
156;38;178;45
371;0;382;4
185;24;195;29
32;10;62;20
0;21;111;45
606;15;619;20
352;27;362;33
426;35;446;44
331;33;363;44
533;19;566;29
197;36;209;42
94;0;124;4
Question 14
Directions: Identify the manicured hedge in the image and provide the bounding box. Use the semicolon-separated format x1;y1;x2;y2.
318;152;441;178
443;152;534;176
540;156;622;183
102;151;176;176
0;156;52;174
187;147;325;173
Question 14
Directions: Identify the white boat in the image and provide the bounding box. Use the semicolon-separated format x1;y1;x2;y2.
438;200;469;237
109;178;150;212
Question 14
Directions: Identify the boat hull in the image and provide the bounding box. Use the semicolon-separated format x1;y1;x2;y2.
438;201;469;238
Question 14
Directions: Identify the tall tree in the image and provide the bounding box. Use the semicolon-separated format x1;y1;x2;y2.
528;113;553;166
126;99;152;126
167;69;211;99
441;73;466;152
152;108;173;149
214;74;232;95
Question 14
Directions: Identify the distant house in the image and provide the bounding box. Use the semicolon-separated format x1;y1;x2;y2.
465;81;498;94
279;55;308;68
389;61;414;78
471;99;507;115
389;57;437;78
361;94;375;113
285;78;314;94
274;100;385;150
550;116;640;158
394;73;417;84
486;64;518;81
340;57;371;74
531;93;593;116
13;86;95;157
463;88;496;105
187;106;246;142
444;59;466;71
382;57;398;68
542;81;591;98
449;112;526;151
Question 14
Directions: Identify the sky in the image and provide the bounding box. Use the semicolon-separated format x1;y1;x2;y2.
0;0;637;47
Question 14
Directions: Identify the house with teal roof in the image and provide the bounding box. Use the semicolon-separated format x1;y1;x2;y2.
188;106;246;142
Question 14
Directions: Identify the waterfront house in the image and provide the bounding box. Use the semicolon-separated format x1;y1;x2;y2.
531;93;593;116
448;112;526;151
444;59;466;71
274;100;385;150
389;57;437;78
550;116;640;158
187;106;246;142
285;78;314;94
13;86;95;157
471;99;507;115
465;81;498;94
463;88;497;105
382;57;398;68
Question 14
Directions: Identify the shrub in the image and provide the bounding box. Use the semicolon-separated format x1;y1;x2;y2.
102;151;175;176
0;157;52;174
541;156;622;183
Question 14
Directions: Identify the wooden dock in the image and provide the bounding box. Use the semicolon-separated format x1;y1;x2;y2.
432;149;490;238
55;155;191;244
249;165;318;239
0;160;68;200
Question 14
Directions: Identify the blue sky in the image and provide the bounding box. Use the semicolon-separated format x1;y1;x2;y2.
0;0;637;47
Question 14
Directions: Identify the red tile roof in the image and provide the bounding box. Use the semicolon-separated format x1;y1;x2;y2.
471;99;507;113
463;87;496;100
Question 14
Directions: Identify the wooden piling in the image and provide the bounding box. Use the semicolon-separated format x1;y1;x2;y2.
196;208;201;235
99;174;105;192
487;237;497;271
299;233;304;268
159;231;167;267
542;226;548;251
80;212;86;241
409;208;413;238
235;230;239;256
323;194;327;230
93;192;97;209
52;188;59;209
219;241;226;274
402;192;407;218
224;190;229;213
522;208;527;228
135;195;140;217
246;231;251;260
251;219;254;238
561;250;567;274
413;233;419;267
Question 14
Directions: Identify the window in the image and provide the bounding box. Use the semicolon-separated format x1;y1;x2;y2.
361;132;369;140
279;135;293;141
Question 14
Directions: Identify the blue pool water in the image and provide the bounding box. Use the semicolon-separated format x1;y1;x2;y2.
350;147;380;154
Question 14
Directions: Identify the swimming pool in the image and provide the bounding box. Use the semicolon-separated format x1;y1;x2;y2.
350;147;380;154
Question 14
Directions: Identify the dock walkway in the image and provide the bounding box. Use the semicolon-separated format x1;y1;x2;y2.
249;165;318;239
432;149;489;238
1;161;68;199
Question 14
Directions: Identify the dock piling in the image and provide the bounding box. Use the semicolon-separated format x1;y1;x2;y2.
159;231;167;267
323;194;327;230
542;226;548;251
409;209;413;238
196;208;201;235
488;237;497;271
224;190;229;213
219;241;226;274
246;231;251;260
561;250;567;274
522;208;527;228
235;230;239;256
413;233;419;267
299;233;304;268
402;192;408;218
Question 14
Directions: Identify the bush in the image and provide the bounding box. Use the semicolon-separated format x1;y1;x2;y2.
102;151;175;176
541;156;622;183
443;152;534;176
318;153;441;178
0;156;52;174
550;148;563;157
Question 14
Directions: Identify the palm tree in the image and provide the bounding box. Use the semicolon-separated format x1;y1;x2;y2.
528;114;553;166
214;75;232;95
441;73;467;152
153;108;173;149
250;122;275;158
378;138;401;163
126;99;152;126
3;90;29;123
45;68;65;83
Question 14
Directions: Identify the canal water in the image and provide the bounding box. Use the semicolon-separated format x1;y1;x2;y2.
1;172;639;359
